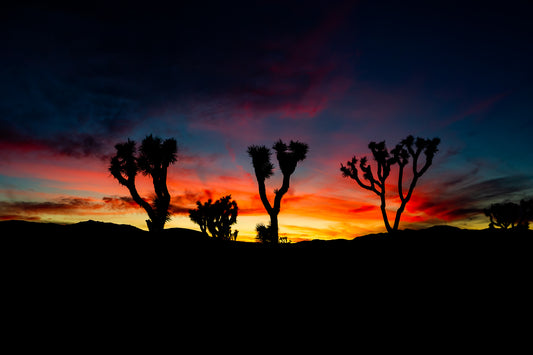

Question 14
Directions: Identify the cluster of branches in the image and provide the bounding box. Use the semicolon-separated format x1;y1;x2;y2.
109;135;177;232
341;135;440;233
189;195;239;240
484;199;533;230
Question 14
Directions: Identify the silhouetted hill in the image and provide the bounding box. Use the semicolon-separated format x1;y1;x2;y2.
3;220;531;248
3;220;531;295
2;220;531;264
294;226;533;258
0;220;257;250
1;220;206;238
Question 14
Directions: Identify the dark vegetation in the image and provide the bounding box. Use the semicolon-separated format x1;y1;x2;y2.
109;135;177;232
341;136;440;233
188;195;239;240
484;199;532;230
247;140;309;243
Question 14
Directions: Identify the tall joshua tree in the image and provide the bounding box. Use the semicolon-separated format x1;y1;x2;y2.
109;134;178;232
341;135;440;233
248;140;308;243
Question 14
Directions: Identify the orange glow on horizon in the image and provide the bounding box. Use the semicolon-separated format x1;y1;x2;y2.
0;141;490;242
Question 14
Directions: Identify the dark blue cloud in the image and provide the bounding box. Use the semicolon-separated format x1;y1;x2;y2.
1;0;532;162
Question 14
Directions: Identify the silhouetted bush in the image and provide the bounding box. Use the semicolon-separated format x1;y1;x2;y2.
484;199;532;230
248;140;308;243
109;134;177;232
520;199;533;229
341;135;440;233
189;195;239;240
255;223;276;244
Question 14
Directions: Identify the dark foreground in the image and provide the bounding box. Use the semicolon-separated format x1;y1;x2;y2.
2;219;531;334
2;220;531;259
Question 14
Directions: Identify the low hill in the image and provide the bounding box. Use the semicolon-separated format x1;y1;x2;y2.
2;220;531;281
2;220;531;245
0;219;252;249
1;220;205;238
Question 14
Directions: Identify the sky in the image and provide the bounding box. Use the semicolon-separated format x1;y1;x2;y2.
1;0;532;241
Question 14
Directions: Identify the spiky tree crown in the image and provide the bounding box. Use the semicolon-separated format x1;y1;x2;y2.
137;134;178;176
247;145;274;180
273;139;309;176
109;139;137;185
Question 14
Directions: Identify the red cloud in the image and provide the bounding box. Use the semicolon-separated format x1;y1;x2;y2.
439;91;509;128
349;205;377;214
188;3;354;128
0;197;104;221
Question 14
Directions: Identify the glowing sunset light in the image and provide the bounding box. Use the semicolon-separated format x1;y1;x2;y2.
1;1;532;242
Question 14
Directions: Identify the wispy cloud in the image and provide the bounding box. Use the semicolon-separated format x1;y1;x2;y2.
0;197;103;220
407;174;533;223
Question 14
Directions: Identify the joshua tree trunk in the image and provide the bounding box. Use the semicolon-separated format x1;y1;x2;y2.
150;167;170;232
380;191;393;233
129;182;166;233
269;212;279;241
270;174;290;241
257;177;280;243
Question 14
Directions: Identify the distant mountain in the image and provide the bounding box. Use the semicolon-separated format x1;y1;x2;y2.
0;220;209;238
1;219;143;237
293;224;532;252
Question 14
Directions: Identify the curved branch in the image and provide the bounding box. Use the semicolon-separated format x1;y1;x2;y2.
257;177;273;215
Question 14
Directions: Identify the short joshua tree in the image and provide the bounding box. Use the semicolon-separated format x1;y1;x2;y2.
484;199;532;230
189;195;239;240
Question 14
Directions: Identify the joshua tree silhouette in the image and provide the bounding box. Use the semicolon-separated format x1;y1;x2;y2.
189;195;239;240
109;134;178;232
484;199;532;230
341;135;440;233
248;140;308;243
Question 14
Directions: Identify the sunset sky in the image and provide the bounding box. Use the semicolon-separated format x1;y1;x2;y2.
1;1;532;241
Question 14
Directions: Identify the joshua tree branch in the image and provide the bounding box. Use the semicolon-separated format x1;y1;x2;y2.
416;156;432;177
358;174;377;193
126;180;157;224
380;191;393;233
341;161;378;194
257;178;274;215
398;162;405;202
273;172;291;214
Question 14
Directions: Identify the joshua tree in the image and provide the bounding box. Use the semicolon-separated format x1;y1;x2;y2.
248;140;309;243
189;195;239;240
484;202;521;230
109;134;178;232
484;199;532;230
341;135;440;233
519;199;533;230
